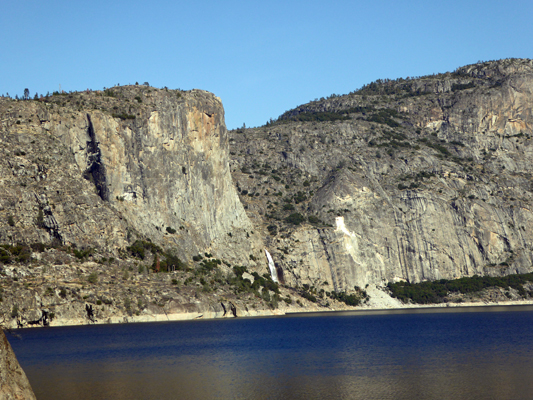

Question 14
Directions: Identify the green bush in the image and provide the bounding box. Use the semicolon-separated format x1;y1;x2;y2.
87;272;98;284
285;213;305;225
0;248;11;264
73;247;92;260
293;192;307;204
308;215;322;225
451;82;476;91
112;113;135;120
301;291;317;302
367;109;401;127
329;291;361;306
267;225;278;235
127;240;162;260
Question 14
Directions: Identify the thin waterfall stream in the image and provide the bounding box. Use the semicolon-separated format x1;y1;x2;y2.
264;249;279;283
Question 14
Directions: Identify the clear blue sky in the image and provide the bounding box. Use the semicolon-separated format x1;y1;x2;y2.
1;1;532;129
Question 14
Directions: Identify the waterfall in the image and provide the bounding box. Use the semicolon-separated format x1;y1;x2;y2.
264;249;279;283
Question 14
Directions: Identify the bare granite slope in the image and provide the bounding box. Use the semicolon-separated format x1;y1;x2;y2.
2;60;533;330
230;58;533;292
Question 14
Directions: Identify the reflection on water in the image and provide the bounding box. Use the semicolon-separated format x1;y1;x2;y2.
8;306;533;400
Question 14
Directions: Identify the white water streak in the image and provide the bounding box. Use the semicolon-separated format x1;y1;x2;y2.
264;249;279;283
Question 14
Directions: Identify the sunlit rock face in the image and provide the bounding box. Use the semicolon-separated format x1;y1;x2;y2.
3;59;533;300
230;59;533;292
0;87;258;263
0;329;36;399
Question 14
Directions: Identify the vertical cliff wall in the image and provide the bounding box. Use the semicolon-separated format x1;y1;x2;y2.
230;59;533;292
0;87;260;263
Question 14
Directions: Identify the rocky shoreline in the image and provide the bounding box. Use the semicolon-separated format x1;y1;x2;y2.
8;286;533;330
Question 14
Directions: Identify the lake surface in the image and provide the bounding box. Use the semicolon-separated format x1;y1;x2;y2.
7;306;533;400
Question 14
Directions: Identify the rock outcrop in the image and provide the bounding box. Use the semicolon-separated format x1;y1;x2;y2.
0;329;36;399
2;59;533;328
0;86;260;263
230;58;533;292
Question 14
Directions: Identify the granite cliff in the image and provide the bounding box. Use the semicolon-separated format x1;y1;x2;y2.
0;86;259;262
2;59;533;330
230;58;533;292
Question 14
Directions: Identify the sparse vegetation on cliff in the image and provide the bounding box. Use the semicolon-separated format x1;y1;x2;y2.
2;59;533;327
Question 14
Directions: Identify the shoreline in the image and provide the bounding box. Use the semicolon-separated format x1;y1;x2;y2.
11;298;533;330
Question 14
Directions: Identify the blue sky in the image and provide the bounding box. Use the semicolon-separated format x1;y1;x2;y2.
1;1;532;129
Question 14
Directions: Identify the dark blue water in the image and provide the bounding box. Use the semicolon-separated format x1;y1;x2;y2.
7;306;533;400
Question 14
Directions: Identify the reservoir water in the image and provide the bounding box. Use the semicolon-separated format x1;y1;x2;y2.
7;306;533;400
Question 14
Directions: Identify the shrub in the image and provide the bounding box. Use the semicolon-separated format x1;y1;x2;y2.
166;227;176;234
124;297;132;315
127;240;162;259
7;216;14;227
261;287;271;302
30;243;46;252
308;215;321;225
73;247;92;260
329;291;361;306
267;225;278;235
165;252;186;271
87;272;98;284
285;213;305;225
301;291;317;302
0;247;11;264
8;244;32;263
112;113;135;120
367;109;401;127
293;192;307;203
452;82;476;91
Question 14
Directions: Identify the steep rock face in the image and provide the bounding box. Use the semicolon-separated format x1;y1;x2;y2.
230;59;533;292
0;329;36;400
0;101;130;251
0;87;258;263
